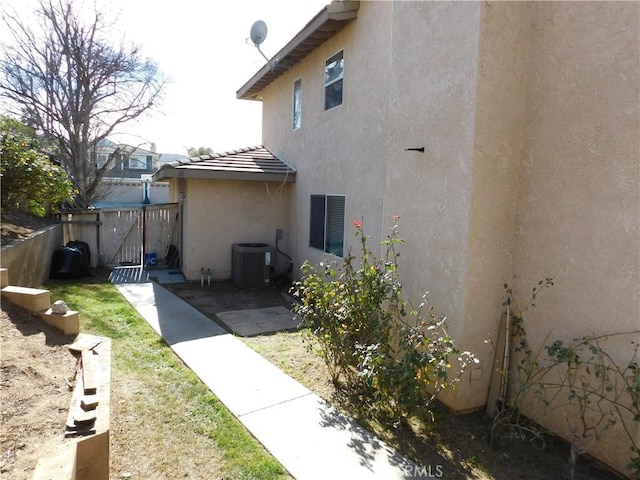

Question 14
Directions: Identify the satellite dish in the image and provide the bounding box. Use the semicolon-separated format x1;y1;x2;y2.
250;20;267;46
248;20;278;70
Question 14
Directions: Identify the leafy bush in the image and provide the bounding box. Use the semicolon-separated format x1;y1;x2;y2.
492;280;640;478
545;333;640;478
0;117;74;216
291;217;476;423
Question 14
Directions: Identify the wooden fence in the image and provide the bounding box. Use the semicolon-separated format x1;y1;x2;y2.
59;204;179;267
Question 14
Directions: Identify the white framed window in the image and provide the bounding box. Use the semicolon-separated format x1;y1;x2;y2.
293;78;302;130
127;156;146;170
324;50;343;110
309;194;345;257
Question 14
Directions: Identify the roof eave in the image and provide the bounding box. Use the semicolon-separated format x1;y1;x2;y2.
153;168;296;183
236;1;359;101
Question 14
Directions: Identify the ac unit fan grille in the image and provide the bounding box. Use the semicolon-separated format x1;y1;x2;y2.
231;243;275;288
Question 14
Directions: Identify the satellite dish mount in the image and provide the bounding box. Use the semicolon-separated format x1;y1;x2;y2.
249;20;278;70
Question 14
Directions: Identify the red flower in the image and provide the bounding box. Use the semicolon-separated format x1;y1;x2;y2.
353;220;362;228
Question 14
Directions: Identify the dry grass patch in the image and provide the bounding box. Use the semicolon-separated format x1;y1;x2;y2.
240;330;334;402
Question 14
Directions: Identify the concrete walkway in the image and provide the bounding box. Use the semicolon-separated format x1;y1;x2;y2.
114;281;422;479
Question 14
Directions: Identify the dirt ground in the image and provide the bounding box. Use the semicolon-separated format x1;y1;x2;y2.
1;211;59;246
163;279;294;316
0;212;71;478
0;303;77;479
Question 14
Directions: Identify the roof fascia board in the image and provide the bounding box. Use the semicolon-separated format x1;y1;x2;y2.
154;168;295;183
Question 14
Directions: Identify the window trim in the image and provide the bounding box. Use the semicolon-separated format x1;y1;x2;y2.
309;194;345;257
324;50;344;111
293;77;302;130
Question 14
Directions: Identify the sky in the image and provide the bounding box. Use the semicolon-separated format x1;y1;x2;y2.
1;0;329;155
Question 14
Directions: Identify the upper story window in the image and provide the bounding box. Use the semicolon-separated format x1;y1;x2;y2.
121;155;148;170
324;50;343;110
130;156;144;169
293;78;302;130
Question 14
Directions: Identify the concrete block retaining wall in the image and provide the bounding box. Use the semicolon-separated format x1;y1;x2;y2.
1;224;62;287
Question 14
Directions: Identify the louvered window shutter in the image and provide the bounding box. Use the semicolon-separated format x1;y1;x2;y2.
325;195;345;257
309;194;325;250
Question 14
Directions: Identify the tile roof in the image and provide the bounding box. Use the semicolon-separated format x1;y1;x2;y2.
152;146;296;183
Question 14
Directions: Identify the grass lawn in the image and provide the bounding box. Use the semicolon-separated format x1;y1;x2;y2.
45;276;290;480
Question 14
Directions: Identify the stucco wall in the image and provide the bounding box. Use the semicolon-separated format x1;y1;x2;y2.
1;224;63;287
458;2;531;411
260;0;516;411
180;179;293;281
509;2;640;473
261;0;393;269
384;1;485;409
512;0;639;362
255;1;639;473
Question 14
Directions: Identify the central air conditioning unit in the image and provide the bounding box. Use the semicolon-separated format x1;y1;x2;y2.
231;243;276;288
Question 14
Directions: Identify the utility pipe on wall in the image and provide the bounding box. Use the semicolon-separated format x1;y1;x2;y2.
498;301;512;411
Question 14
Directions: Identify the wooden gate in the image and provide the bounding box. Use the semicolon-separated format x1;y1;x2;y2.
60;203;179;267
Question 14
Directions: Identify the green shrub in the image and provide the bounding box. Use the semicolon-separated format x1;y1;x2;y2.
0;117;74;216
291;217;476;423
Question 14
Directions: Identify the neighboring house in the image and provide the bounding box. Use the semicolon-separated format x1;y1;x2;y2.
94;140;170;206
158;1;639;474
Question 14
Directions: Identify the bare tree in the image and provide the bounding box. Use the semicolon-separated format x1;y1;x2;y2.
0;0;165;206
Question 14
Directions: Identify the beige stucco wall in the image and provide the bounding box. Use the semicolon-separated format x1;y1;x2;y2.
177;178;293;281
262;0;496;411
459;1;532;411
261;0;393;269
384;1;488;410
509;2;640;474
255;1;638;474
512;0;639;366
